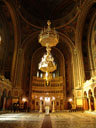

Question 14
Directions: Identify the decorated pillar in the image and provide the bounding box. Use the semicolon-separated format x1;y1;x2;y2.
12;48;24;100
14;48;24;88
72;49;80;88
73;48;85;88
88;97;92;111
52;97;55;112
39;100;43;113
39;97;43;112
83;97;89;110
52;100;55;112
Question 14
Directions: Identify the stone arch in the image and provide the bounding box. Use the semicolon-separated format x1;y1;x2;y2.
76;0;96;48
88;89;94;110
59;32;75;53
84;91;87;97
82;3;96;80
3;0;21;83
21;31;75;55
21;31;40;51
83;91;89;110
87;12;96;77
75;0;96;83
20;30;75;97
88;89;92;97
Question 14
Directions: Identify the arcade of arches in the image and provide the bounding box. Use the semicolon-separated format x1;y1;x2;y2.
0;0;96;112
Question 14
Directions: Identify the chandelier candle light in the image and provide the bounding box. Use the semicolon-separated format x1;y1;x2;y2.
38;20;59;85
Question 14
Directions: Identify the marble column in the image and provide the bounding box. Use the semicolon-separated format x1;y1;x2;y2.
14;48;24;88
39;100;42;113
73;49;79;88
52;100;55;113
88;97;92;111
83;98;86;110
83;98;88;110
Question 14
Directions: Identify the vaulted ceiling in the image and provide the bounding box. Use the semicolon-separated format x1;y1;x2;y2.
17;0;77;27
0;0;80;95
20;0;76;20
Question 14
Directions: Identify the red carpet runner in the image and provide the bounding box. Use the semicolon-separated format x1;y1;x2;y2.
41;115;52;128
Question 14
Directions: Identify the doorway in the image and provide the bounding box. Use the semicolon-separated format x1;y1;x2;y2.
44;97;51;112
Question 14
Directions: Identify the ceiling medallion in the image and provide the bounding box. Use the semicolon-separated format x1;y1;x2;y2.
38;20;59;85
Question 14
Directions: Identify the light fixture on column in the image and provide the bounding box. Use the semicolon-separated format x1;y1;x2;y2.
38;20;59;85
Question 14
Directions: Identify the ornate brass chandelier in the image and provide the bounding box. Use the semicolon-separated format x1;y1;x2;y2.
39;20;59;47
38;20;59;85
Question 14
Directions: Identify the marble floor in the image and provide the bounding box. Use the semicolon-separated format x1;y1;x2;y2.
0;113;44;128
0;112;96;128
50;112;96;128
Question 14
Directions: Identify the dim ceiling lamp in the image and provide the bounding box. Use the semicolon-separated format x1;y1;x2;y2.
38;20;59;85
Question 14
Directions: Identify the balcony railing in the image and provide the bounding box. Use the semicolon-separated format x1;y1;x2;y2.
32;76;64;86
